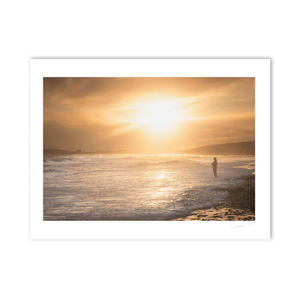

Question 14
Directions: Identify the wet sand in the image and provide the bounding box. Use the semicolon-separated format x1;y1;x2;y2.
175;174;255;221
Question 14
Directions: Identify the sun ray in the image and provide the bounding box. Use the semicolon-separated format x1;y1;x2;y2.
137;100;183;131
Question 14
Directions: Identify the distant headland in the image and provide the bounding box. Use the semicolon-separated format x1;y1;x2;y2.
173;141;255;155
44;141;255;156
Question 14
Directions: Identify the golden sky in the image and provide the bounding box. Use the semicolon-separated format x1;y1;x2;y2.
44;77;255;151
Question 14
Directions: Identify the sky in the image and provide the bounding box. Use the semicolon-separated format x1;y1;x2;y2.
43;77;255;152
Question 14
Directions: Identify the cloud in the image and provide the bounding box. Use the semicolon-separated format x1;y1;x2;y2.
43;77;255;151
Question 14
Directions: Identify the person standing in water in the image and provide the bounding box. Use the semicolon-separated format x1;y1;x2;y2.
212;157;217;177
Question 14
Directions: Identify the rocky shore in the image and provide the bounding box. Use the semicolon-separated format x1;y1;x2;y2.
176;174;255;221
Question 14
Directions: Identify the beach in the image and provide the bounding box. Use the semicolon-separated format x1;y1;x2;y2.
44;154;255;221
175;174;255;221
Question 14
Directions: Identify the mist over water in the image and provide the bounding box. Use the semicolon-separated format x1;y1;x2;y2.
43;154;255;220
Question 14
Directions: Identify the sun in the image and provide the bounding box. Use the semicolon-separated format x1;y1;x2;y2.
138;101;181;130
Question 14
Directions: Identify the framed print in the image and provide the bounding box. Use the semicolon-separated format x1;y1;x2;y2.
30;59;270;239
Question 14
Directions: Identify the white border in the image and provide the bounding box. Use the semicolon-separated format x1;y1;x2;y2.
30;59;270;240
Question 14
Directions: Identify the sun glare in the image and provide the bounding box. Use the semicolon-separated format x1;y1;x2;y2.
138;101;181;130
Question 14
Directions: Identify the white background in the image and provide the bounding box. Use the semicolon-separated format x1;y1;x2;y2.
1;1;299;299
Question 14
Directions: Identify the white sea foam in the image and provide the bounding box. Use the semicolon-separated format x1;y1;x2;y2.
43;154;255;220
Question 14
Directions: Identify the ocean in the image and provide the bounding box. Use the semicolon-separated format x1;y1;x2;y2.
43;154;255;220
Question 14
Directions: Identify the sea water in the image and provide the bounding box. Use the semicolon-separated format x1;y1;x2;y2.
43;154;255;220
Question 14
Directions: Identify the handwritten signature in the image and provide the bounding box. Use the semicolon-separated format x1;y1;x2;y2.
230;224;253;228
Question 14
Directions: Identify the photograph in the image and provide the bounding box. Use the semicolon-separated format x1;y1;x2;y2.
43;77;255;221
4;2;298;299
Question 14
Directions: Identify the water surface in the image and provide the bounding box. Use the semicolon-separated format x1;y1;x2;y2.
43;154;254;220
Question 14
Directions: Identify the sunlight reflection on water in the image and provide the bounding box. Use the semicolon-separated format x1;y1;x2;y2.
43;154;254;220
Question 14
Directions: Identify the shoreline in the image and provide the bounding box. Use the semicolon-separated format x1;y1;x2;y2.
174;174;255;221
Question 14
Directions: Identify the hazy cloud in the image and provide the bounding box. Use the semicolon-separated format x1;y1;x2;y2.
44;77;255;151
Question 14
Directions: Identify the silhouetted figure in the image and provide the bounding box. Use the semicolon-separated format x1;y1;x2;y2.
212;157;217;177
